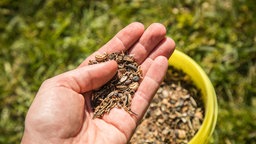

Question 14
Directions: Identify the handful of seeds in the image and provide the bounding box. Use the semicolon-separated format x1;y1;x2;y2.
89;52;142;118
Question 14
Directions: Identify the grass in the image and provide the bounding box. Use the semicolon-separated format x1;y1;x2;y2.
0;0;255;143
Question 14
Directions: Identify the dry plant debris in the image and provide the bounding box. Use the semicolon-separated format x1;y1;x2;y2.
89;52;142;118
130;66;204;144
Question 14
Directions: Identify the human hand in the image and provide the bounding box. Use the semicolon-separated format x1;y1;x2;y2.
21;22;175;144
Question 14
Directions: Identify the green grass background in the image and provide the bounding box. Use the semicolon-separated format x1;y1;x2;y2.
0;0;255;143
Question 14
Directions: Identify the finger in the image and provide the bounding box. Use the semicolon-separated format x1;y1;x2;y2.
131;56;169;122
129;23;166;64
78;22;145;67
140;37;175;76
44;61;118;93
148;37;176;60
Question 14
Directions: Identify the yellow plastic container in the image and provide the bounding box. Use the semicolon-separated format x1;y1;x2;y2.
169;50;218;144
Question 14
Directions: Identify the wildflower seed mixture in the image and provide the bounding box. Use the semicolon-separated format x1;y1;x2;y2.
89;52;142;118
130;66;204;144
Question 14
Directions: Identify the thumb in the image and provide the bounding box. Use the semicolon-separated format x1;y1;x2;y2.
44;60;118;93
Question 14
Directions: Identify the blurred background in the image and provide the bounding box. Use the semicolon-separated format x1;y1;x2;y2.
0;0;255;143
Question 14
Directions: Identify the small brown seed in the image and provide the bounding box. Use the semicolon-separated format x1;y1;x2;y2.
127;64;138;71
162;89;169;97
95;53;108;62
116;85;128;90
194;111;203;120
175;129;186;139
88;59;97;65
116;55;123;63
119;75;128;83
190;97;197;107
124;79;132;85
117;93;123;97
123;55;134;62
129;82;139;91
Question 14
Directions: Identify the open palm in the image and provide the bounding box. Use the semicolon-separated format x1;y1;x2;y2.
21;22;175;144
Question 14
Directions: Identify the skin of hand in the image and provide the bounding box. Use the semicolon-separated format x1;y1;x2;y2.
21;22;175;144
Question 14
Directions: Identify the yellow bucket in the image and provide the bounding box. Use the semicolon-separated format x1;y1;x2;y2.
169;50;218;144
